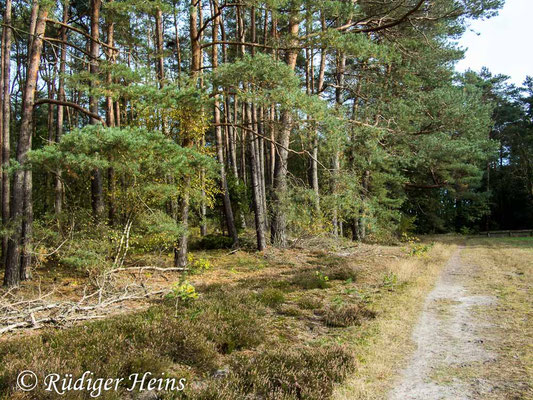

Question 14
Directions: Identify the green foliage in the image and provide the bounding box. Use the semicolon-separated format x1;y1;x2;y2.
398;215;417;237
382;272;399;289
133;210;184;253
187;254;212;273
167;281;199;303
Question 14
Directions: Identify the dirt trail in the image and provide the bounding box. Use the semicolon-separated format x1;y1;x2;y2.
388;246;497;400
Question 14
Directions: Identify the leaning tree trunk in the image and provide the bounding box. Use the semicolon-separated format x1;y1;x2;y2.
4;2;49;287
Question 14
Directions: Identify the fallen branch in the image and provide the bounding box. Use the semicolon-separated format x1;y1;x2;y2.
107;266;188;274
0;286;171;336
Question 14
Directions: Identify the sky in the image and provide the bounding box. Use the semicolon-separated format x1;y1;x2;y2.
455;0;533;86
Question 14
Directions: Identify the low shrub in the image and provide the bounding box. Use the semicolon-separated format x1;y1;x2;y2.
292;270;330;290
0;309;220;398
327;265;358;281
256;287;286;308
188;290;268;354
166;280;200;310
277;304;302;317
228;345;356;399
322;304;376;327
296;296;323;310
187;254;213;273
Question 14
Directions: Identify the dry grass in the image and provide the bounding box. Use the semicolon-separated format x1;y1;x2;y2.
457;237;533;399
331;241;459;400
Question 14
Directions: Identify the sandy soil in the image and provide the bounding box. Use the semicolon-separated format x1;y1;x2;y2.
388;246;497;400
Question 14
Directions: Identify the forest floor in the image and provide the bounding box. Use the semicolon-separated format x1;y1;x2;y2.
0;235;531;399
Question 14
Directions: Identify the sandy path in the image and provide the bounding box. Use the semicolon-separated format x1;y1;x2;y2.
388;246;497;400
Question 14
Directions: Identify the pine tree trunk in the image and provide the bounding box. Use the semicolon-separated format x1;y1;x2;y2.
175;0;200;268
270;12;299;247
212;0;238;246
332;51;346;236
226;95;238;179
247;103;267;250
312;27;326;214
89;0;104;220
105;5;116;226
357;170;370;241
4;2;48;287
1;0;13;266
54;2;67;216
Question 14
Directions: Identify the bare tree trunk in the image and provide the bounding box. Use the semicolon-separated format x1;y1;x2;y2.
4;2;49;287
174;192;189;267
226;95;238;179
270;11;299;247
175;0;201;268
154;7;165;86
247;103;267;250
105;1;116;226
54;1;68;215
197;2;208;236
173;4;182;82
356;170;370;241
312;17;326;214
258;107;267;223
332;50;346;236
1;0;13;266
212;0;238;245
45;74;56;211
89;0;104;221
